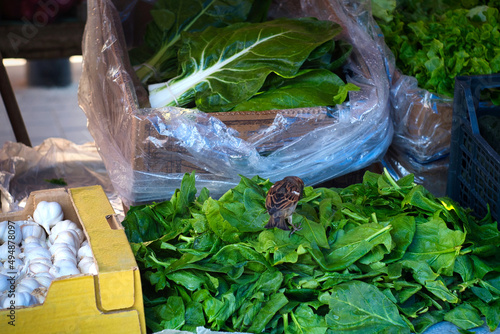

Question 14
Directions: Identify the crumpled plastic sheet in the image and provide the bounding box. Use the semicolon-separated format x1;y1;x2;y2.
381;73;453;197
78;0;394;206
389;74;454;164
381;52;454;196
0;138;122;218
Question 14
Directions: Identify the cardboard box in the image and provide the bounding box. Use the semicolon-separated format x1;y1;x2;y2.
133;107;333;175
0;186;146;334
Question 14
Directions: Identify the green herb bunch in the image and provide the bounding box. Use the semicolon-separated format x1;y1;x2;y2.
123;171;500;334
374;0;500;98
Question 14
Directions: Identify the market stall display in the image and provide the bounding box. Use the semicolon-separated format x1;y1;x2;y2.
2;0;499;333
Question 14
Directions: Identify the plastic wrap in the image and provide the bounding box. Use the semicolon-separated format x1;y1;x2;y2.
78;0;394;206
0;138;121;216
383;72;453;196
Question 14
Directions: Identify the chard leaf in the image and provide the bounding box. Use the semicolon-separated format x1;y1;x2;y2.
148;18;342;111
134;0;257;83
333;82;361;105
326;281;410;333
230;69;355;111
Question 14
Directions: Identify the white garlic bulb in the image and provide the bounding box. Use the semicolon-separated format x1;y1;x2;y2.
49;243;76;257
52;250;78;266
51;229;80;250
77;243;93;261
20;223;46;240
2;291;37;308
22;236;47;249
26;256;52;267
21;246;52;263
0;221;23;245
33;201;64;234
35;271;53;279
16;277;41;294
28;262;51;275
50;220;84;244
3;258;23;271
78;256;98;275
0;274;10;292
49;262;80;278
0;243;21;261
34;275;53;289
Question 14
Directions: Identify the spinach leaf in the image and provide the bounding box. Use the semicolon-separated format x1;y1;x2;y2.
325;281;411;333
444;303;484;330
403;216;466;276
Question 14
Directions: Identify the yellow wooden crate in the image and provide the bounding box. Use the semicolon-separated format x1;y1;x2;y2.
0;186;146;334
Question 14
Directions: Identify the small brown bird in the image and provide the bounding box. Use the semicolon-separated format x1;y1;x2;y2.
265;176;304;235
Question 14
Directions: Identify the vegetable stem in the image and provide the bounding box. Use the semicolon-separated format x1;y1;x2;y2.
290;311;301;332
136;0;217;83
283;313;289;334
383;167;400;189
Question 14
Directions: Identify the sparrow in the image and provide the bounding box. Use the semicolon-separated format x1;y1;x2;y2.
265;176;304;236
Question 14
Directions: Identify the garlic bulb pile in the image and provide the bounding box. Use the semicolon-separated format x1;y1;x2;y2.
0;201;97;309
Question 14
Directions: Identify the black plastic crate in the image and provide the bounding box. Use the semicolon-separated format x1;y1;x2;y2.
447;74;500;222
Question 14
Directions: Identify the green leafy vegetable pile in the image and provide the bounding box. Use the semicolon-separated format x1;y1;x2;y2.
130;0;357;112
373;0;500;98
123;171;500;334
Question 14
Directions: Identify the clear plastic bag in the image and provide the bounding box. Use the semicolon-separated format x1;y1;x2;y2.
78;0;394;206
0;138;119;215
382;71;453;197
